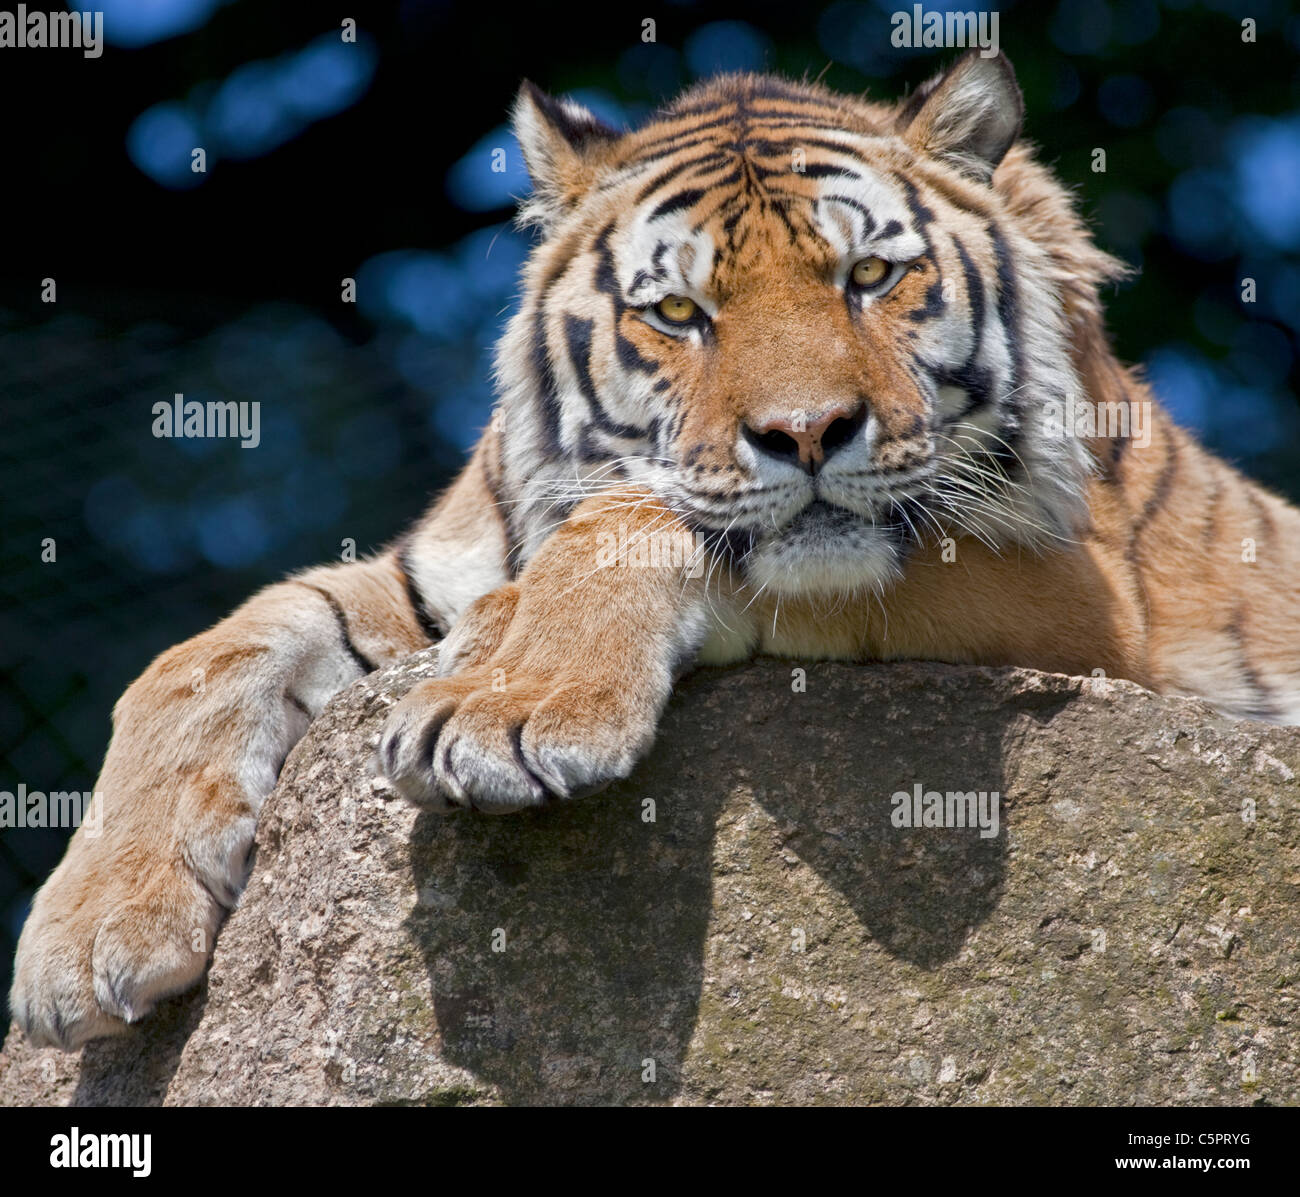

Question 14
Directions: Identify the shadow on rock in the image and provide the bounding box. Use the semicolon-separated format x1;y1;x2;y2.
406;771;722;1104
71;983;206;1106
404;662;1031;1101
745;663;1020;968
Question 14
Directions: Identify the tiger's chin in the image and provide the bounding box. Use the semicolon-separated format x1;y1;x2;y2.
744;500;905;599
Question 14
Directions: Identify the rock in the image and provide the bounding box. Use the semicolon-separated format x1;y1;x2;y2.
2;653;1298;1106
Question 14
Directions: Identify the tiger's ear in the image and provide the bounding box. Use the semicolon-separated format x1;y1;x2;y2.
895;51;1023;183
512;81;620;229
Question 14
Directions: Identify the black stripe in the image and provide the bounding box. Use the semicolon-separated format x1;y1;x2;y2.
1245;485;1277;558
952;235;985;369
753;135;864;160
694;165;742;194
615;329;659;375
594;221;636;330
799;162;860;181
628;119;879;180
530;303;565;456
646;105;860;138
632;108;845;152
987;221;1024;403
822;194;876;240
732;78;833;103
563;314;646;439
764;193;802;244
625;135;732;169
480;441;525;583
1117;428;1178;653
1199;460;1224;540
895;174;936;233
1224;609;1279;721
636;110;741;139
626;121;877;171
1105;423;1132;484
893;179;940;341
287;691;312;718
299;583;379;674
909;164;993;221
933;361;997;421
1127;432;1180;561
397;540;447;642
686;174;746;234
635;150;729;202
650;187;705;220
525;228;592;459
907;276;946;323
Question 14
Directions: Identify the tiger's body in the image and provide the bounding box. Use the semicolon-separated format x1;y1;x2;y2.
13;53;1300;1049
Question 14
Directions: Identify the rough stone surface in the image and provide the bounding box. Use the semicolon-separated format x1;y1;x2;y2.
3;653;1298;1106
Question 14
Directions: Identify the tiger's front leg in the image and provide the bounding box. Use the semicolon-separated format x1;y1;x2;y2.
378;490;719;812
10;555;439;1049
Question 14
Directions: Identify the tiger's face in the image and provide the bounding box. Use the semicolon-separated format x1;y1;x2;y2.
496;54;1100;596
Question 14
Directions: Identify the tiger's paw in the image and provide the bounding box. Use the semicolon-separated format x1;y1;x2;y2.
376;667;657;814
10;797;249;1050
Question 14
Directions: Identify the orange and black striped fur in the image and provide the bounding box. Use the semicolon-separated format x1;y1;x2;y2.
13;53;1300;1048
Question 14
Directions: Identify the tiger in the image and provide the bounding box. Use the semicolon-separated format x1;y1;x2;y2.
11;51;1300;1050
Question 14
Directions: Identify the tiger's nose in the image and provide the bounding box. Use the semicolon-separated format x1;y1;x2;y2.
741;403;868;474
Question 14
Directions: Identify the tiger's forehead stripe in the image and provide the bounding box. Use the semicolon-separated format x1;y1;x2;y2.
600;96;948;277
630;102;865;148
624;126;886;180
634;149;731;203
623;163;924;281
623;128;890;174
620;83;884;168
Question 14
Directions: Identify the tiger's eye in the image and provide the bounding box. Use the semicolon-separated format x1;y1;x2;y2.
851;257;890;287
657;295;698;323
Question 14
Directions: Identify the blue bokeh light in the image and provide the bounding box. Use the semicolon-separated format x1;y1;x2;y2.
1143;345;1214;430
195;496;270;568
1232;116;1300;251
125;102;206;189
208;60;300;160
99;0;228;49
352;224;529;449
1167;168;1236;260
685;21;772;77
445;126;529;212
128;32;378;186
